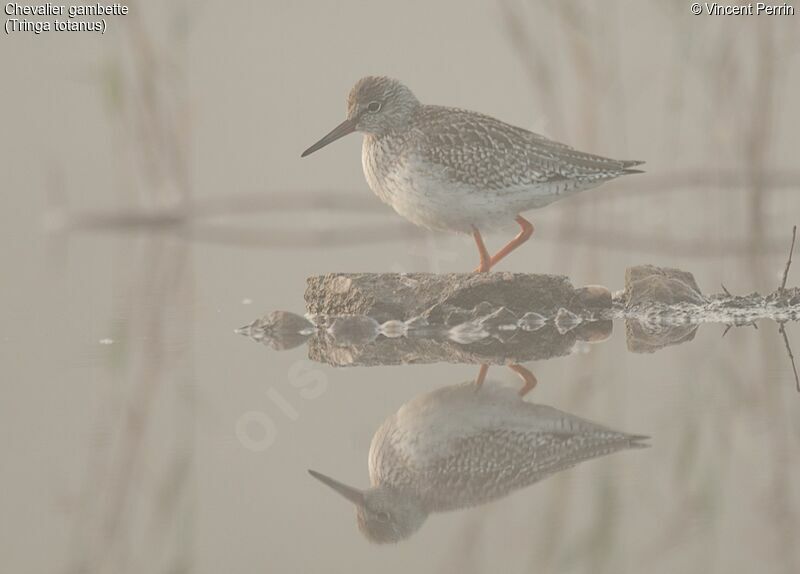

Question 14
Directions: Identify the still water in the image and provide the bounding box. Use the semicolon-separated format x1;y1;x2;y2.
3;218;799;573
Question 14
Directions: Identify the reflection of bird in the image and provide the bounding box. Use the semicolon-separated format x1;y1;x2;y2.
309;380;647;543
301;76;643;271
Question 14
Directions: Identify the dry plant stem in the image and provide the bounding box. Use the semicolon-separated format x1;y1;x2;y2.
779;225;797;292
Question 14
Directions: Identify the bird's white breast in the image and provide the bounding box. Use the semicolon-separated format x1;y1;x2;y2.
362;135;575;234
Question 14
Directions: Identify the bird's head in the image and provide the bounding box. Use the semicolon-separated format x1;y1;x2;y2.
308;469;427;544
301;76;420;157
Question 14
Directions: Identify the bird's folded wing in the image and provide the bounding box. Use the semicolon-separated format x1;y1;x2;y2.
412;106;642;190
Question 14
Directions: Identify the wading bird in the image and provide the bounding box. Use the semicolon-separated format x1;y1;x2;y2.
302;76;643;271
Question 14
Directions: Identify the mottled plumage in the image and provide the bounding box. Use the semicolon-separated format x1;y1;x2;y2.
302;76;643;268
395;106;640;190
309;380;647;543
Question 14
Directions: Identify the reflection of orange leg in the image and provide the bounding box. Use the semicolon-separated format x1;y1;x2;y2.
472;227;491;273
474;364;489;390
488;216;534;270
508;364;538;396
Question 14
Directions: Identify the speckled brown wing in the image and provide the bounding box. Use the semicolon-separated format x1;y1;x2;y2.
387;429;644;513
409;105;643;191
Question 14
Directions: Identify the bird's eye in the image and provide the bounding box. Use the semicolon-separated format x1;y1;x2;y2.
367;101;382;113
376;511;390;522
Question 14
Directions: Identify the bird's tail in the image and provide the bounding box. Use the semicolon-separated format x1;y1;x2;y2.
622;160;645;175
626;433;651;448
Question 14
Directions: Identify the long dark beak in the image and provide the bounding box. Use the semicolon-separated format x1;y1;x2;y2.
308;469;365;506
301;118;356;157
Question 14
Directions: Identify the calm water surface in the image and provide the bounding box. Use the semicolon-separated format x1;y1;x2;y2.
3;216;799;574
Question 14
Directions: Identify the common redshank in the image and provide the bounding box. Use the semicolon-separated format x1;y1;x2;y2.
301;76;643;272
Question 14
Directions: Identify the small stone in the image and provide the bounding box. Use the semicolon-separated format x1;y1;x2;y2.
518;312;547;331
624;265;705;308
328;316;380;345
574;285;612;309
555;308;582;334
380;320;407;338
448;321;489;345
478;306;518;332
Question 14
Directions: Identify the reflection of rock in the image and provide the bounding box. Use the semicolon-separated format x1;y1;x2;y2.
624;265;705;308
306;273;611;323
308;380;647;544
308;321;613;367
625;319;698;354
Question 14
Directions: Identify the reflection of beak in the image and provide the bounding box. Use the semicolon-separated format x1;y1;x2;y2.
301;118;356;157
308;469;365;506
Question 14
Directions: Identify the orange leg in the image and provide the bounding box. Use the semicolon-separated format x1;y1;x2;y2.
472;227;491;273
488;216;534;269
508;364;538;396
474;364;489;390
472;216;534;273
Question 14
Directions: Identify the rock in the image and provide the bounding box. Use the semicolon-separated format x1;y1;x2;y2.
624;265;705;308
305;272;610;323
